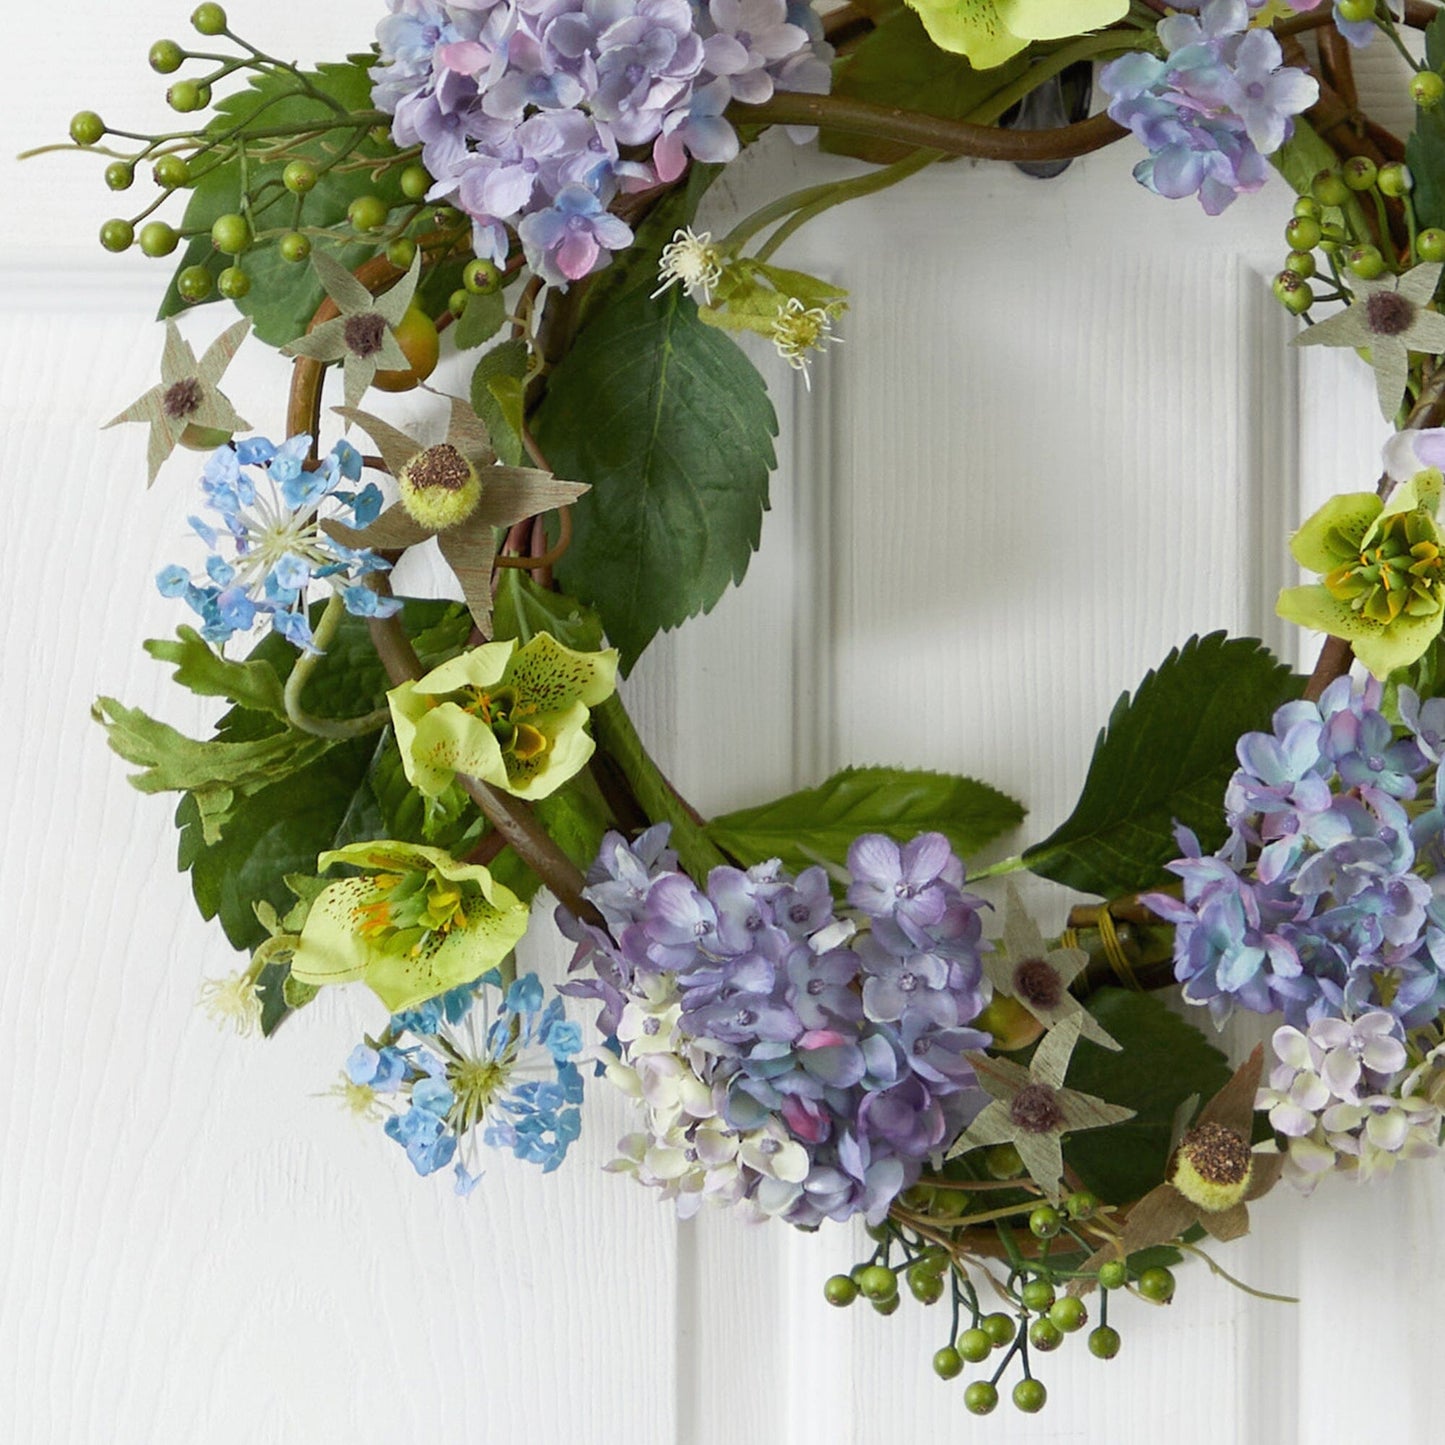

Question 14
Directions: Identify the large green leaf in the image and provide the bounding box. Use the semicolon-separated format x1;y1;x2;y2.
1061;989;1232;1206
534;288;777;672
706;765;1025;873
1022;633;1300;897
493;569;606;653
470;338;529;467
1408;12;1445;231
824;10;1029;163
159;59;407;346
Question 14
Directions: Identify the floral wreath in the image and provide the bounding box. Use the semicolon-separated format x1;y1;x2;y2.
49;0;1445;1421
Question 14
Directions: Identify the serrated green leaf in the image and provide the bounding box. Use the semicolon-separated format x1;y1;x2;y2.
453;288;507;351
1062;989;1232;1206
1022;633;1301;898
823;10;1029;163
535;288;777;673
158;59;408;346
706;765;1025;873
470;339;529;466
1408;13;1445;231
144;625;287;718
493;570;606;652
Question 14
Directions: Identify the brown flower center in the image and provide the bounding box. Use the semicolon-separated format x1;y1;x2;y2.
1176;1121;1250;1186
162;377;203;419
1365;290;1414;337
1013;958;1063;1010
344;312;388;358
406;443;471;492
1009;1082;1065;1135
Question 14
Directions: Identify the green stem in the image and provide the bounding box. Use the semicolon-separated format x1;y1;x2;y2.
283;592;391;739
591;694;729;881
967;854;1028;880
1175;1243;1299;1304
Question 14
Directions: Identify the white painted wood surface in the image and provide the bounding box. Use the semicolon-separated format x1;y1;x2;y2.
3;7;1439;1442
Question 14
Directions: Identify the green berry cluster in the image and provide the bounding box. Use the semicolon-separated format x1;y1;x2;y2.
820;1196;1171;1418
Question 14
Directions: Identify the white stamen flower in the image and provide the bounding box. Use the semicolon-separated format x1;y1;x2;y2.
653;227;724;304
198;971;263;1037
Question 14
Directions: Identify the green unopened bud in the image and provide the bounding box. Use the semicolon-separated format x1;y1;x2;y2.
1170;1121;1253;1212
398;442;482;529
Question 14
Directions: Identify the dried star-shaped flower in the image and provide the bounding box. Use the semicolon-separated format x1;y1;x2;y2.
983;885;1121;1052
283;250;422;408
1294;263;1445;420
946;1016;1134;1199
1075;1046;1284;1289
104;317;250;485
323;397;589;633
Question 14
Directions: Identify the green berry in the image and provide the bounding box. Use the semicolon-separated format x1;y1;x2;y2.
138;221;179;258
1311;170;1349;207
104;161;134;192
871;1294;901;1316
1419;228;1445;263
69;111;105;146
1013;1378;1047;1414
1337;0;1374;19
1285;249;1317;279
907;1266;944;1306
1028;1318;1063;1353
1344;155;1378;191
400;164;431;201
464;257;504;295
176;264;214;302
217;264;250;299
282;159;318;195
153;154;190;189
210;213;250;255
278;231;311;263
1379;163;1413;197
386;237;417;271
983;1144;1024;1180
167;79;205;113
1097;1260;1128;1291
448;288;470;316
1413;71;1445;110
1019;1280;1055;1313
823;1274;858;1308
191;3;227;35
1136;1266;1176;1304
980;1312;1016;1348
1284;215;1321;252
856;1265;897;1302
149;39;185;73
348;194;390;233
99;219;134;253
1088;1325;1122;1360
1028;1205;1062;1239
963;1382;999;1417
1064;1191;1098;1222
1293;197;1324;221
1273;271;1314;316
1345;244;1386;280
956;1328;992;1364
1049;1297;1088;1333
932;1347;964;1381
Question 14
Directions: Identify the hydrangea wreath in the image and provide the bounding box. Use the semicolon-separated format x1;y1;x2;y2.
48;0;1445;1420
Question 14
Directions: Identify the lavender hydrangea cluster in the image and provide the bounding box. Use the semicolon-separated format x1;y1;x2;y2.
1170;0;1402;50
560;826;991;1226
1146;676;1445;1032
370;0;832;286
156;434;397;651
344;969;585;1195
1099;0;1318;215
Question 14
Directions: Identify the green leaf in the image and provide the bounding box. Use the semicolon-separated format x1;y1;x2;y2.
1021;633;1301;897
452;288;507;351
1408;12;1445;231
706;765;1026;873
144;625;287;719
534;288;777;672
824;10;1029;163
1061;989;1231;1206
1273;115;1371;241
470;339;529;467
159;59;408;346
493;570;606;653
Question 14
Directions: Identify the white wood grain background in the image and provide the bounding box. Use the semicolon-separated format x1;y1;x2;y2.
3;7;1440;1441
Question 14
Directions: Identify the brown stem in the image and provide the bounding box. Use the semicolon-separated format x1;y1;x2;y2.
727;94;1127;163
1277;1;1439;34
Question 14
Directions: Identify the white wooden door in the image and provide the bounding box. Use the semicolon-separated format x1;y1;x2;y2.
4;6;1440;1441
